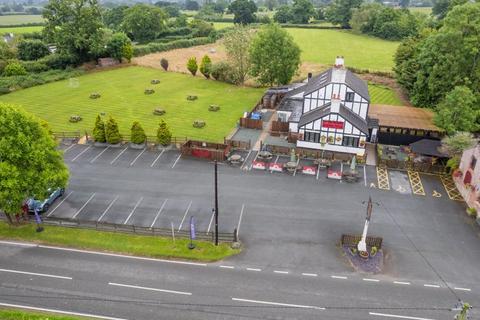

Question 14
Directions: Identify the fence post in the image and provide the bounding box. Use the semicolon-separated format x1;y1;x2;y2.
233;228;238;242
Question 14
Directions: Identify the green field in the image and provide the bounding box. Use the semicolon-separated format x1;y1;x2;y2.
0;14;44;25
0;66;264;142
369;83;402;105
0;25;43;34
0;309;81;320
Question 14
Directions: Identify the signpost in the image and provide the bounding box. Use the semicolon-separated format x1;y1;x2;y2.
357;197;373;253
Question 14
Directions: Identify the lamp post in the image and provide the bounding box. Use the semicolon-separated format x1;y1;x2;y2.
357;196;372;253
214;160;219;246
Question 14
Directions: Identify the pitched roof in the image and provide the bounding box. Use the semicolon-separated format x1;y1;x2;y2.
298;104;368;134
409;139;447;157
368;104;441;132
345;69;370;101
298;104;331;127
304;69;332;96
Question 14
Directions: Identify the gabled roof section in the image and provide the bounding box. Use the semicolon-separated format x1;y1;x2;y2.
298;104;331;127
304;69;332;96
345;69;370;101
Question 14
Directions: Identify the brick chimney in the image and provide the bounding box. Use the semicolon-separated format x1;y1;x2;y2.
334;56;345;68
307;72;312;82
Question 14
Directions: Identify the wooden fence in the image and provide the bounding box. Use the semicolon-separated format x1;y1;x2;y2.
341;234;383;249
239;117;263;130
181;140;229;162
378;158;447;174
224;138;251;150
270;120;289;136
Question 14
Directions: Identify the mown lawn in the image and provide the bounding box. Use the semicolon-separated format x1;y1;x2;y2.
0;309;82;320
0;14;44;25
0;66;264;142
0;221;240;262
0;25;43;34
369;83;403;105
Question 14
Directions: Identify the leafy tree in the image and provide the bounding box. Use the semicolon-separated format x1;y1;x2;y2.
122;41;133;62
399;0;410;8
441;132;477;157
121;4;167;42
164;5;180;17
222;25;252;84
103;5;128;30
3;62;28;76
189;19;215;37
249;23;301;86
291;0;315;24
0;103;69;223
105;117;122;144
130;121;146;144
160;58;169;70
17;40;49;61
325;0;362;28
200;55;212;78
434;86;479;135
185;0;199;10
156;119;172;146
187;57;198;76
265;0;277;11
174;14;188;27
43;0;105;62
213;0;228;13
228;0;257;25
211;61;236;83
393;34;424;93
107;32;132;62
92;114;106;143
431;0;468;19
273;5;293;23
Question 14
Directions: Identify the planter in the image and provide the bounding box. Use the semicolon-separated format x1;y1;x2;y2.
144;88;155;95
193;120;206;128
153;108;166;116
130;143;145;150
69;115;82;123
90;92;101;99
151;79;160;84
208;104;220;112
359;250;369;259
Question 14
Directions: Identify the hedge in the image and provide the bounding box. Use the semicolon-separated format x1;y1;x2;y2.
133;37;216;57
0;22;45;27
279;23;342;29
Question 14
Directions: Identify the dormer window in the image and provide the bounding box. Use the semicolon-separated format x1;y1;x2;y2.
345;92;354;102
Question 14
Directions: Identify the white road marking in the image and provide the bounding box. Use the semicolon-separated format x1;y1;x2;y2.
109;282;192;296
236;204;246;237
393;281;411;285
63;144;77;153
110;147;128;164
150;149;165;167
246;268;261;272
0;268;72;280
316;164;321;180
363;165;367;187
270;155;279;173
363;278;380;282
249;151;259;170
71;145;91;162
340;162;343;173
177;201;192;231
0;302;127;320
72;193;96;219
97;195;119;222
454;287;471;292
302;273;318;277
90;146;110;163
331;275;348;280
0;240;36;247
123;197;143;224
423;284;440;288
369;312;435;320
47;191;74;217
293;158;300;176
219;265;235;269
232;298;325;311
171;154;182;169
150;199;168;228
274;270;289;274
206;208;215;235
240;150;252;170
129;148;147;166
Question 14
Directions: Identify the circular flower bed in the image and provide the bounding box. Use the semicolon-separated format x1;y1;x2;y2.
186;95;198;101
153;108;166;115
208;104;220;112
69;115;82;123
359;250;369;259
151;79;160;84
144;88;155;95
90;92;101;99
193;119;206;128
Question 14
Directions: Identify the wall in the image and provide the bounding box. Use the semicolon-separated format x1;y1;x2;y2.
455;145;480;211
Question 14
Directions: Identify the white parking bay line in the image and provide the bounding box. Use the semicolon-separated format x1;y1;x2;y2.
206;208;215;235
63;144;77;153
129;148;147;167
423;284;440;288
171;154;182;169
90;146;110;163
98;196;119;222
363;278;380;282
0;302;127;320
274;270;289;274
237;204;246;237
123;197;144;225
71;146;92;162
72;193;96;219
177;201;192;231
240;150;252;170
109;282;192;296
232;298;325;311
47;191;74;217
369;312;435;320
316;164;321;180
150;199;168;228
246;268;261;272
219;265;235;269
331;275;348;280
302;273;318;277
454;287;471;292
0;268;72;280
110;147;128;165
393;281;411;285
150;149;165;167
363;165;367;187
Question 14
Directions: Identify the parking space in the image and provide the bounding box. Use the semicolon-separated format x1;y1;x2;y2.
99;195;142;224
152;199;191;229
63;144;90;162
128;197;167;227
47;191;95;219
389;170;412;195
421;174;447;199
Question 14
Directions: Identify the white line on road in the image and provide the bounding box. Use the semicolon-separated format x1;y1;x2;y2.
219;265;235;269
0;302;127;320
393;281;411;285
331;275;348;280
240;150;252;170
232;298;325;311
177;201;192;231
316;164;321;180
109;282;192;296
270;155;279;173
206;208;215;235
72;193;96;219
110;147;127;164
123;197;143;224
423;284;440;288
274;270;289;274
246;268;261;272
129;148;147;166
71;146;91;162
98;195;119;222
237;204;245;237
90;146;110;163
0;240;36;247
171;154;182;169
363;278;380;282
293;158;300;176
369;312;435;320
63;144;77;153
47;191;74;217
150;149;165;167
454;287;471;291
302;273;318;277
150;199;168;228
0;268;72;280
363;165;367;187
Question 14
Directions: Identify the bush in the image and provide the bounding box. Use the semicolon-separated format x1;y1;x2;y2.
370;246;378;257
133;37;215;57
151;79;160;84
40;53;79;70
467;207;477;217
0;69;84;92
90;92;101;99
199;55;212;79
105;117;122;144
0;87;11;95
193;119;206;128
3;62;28;76
186;95;198;101
153;108;166;115
21;60;49;73
160;58;169;71
208;104;220;111
93;115;106;143
17;39;49;61
157;119;172;146
144;88;155;94
210;62;235;84
130;121;146;144
69;115;82;123
187;57;198;76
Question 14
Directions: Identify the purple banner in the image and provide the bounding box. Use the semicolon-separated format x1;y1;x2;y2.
190;216;196;240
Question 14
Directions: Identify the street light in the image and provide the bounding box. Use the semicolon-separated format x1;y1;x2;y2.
214;160;219;246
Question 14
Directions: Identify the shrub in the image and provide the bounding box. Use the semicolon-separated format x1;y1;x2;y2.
187;57;198;76
130;121;146;144
144;88;155;94
186;95;198;101
21;60;49;73
0;69;84;92
208;104;220;111
151;79;160;84
160;58;169;71
93;115;106;143
210;62;235;84
105;117;122;144
370;246;378;257
467;207;477;217
0;87;11;95
193;119;206;128
3;62;28;76
153;108;166;115
199;55;212;79
157;119;172;146
41;53;79;70
17;39;49;61
69;115;82;123
90;92;101;99
133;37;215;57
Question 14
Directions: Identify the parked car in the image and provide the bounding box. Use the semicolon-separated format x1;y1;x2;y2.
27;188;64;213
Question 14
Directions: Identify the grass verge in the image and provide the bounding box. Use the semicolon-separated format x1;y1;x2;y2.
0;221;240;262
0;309;83;320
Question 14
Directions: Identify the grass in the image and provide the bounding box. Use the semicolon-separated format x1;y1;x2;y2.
408;7;432;14
0;66;264;142
0;221;240;262
369;83;403;105
0;309;83;320
0;25;43;34
0;14;44;25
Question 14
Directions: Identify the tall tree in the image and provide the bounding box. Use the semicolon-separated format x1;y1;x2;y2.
325;0;363;28
249;23;301;86
265;0;277;11
291;0;315;24
200;55;212;78
121;4;167;42
228;0;257;24
103;5;128;30
0;103;69;223
93;114;106;143
273;5;293;23
43;0;105;62
156;119;172;146
222;25;252;84
441;132;477;157
105;117;122;144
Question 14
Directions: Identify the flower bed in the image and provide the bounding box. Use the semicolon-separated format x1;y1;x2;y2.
153;108;166;115
193;119;206;128
144;88;155;95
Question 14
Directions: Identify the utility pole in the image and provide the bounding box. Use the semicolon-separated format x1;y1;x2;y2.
214;160;219;246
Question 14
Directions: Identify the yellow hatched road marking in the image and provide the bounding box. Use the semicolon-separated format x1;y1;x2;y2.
407;171;425;196
376;166;390;190
440;175;463;201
